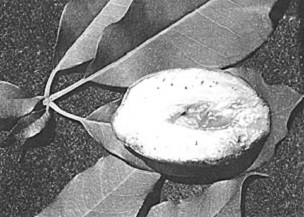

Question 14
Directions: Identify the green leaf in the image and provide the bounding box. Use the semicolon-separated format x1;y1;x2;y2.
0;80;27;99
36;155;161;217
53;0;133;71
0;81;42;131
229;68;304;171
1;109;50;149
16;110;50;140
86;99;121;123
81;100;153;171
147;172;267;217
86;0;278;87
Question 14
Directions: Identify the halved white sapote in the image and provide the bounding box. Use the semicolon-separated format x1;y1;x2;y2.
112;68;270;179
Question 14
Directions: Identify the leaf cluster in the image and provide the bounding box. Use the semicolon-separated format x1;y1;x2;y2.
0;0;302;216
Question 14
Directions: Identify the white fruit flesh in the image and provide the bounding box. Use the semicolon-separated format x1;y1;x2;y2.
112;68;270;163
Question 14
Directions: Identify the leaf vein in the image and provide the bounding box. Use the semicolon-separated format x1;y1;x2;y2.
109;2;128;8
196;11;241;38
160;37;206;67
226;0;244;9
170;29;228;59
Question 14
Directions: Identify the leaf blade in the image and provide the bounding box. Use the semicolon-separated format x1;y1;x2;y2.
231;68;304;171
86;0;277;87
0;97;42;119
53;0;133;71
36;155;160;217
81;100;153;171
0;109;50;149
0;80;27;99
147;172;267;217
0;81;42;131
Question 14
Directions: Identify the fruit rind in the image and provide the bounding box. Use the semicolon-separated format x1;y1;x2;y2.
112;68;270;179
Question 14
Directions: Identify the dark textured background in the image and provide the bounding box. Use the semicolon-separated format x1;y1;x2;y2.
0;0;303;216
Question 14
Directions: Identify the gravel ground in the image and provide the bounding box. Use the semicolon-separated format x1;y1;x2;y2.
0;0;303;217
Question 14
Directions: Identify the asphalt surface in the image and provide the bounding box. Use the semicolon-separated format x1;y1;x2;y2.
0;0;303;217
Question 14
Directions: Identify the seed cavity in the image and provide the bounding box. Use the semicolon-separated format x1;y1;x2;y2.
170;102;238;131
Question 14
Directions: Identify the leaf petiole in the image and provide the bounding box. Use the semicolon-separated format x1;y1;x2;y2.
48;101;84;122
48;57;123;102
44;65;61;98
49;77;87;102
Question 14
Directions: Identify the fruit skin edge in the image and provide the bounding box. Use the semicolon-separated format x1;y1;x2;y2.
111;68;271;183
125;133;269;184
1;0;302;216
